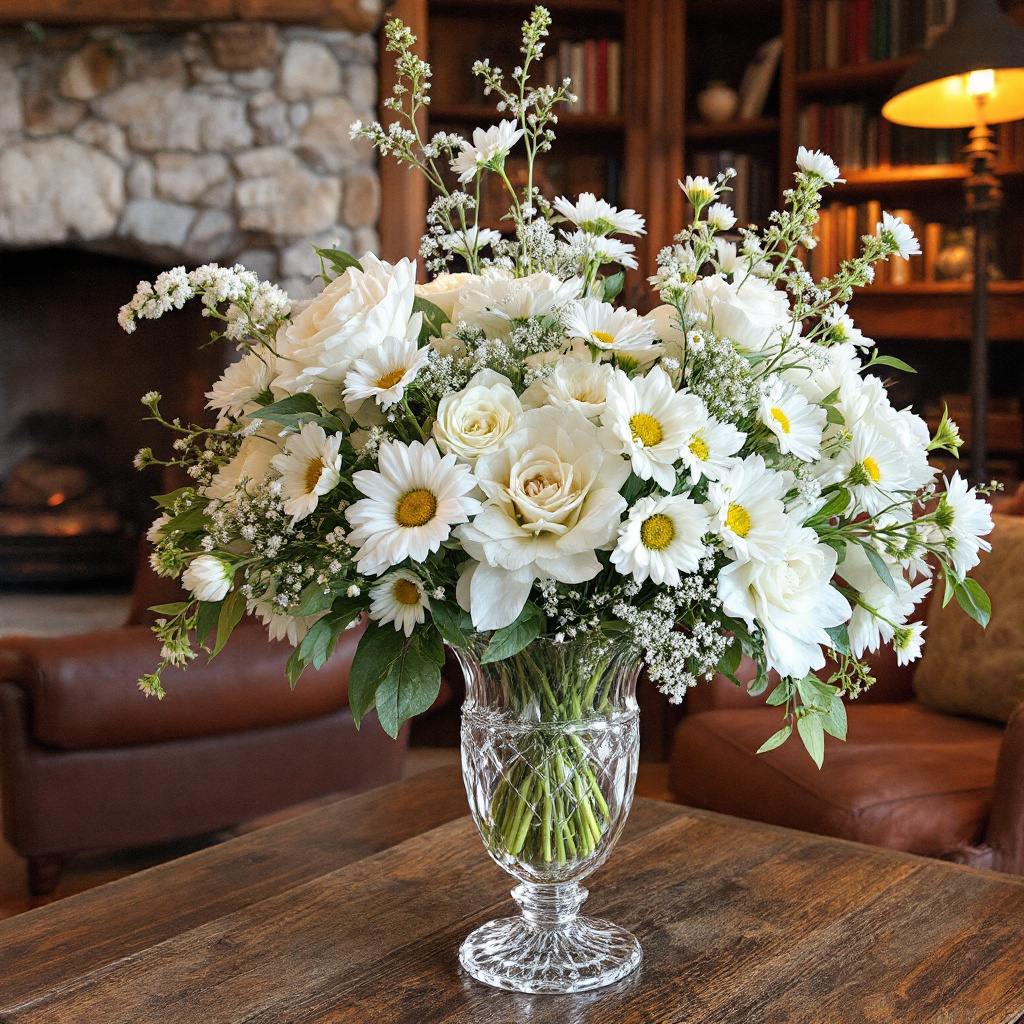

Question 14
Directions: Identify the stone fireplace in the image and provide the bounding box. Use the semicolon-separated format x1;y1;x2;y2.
0;3;382;584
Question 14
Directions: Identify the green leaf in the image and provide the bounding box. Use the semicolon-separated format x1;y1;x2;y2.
315;246;362;274
195;599;224;646
863;543;898;595
418;623;446;667
955;577;992;628
715;637;742;679
602;271;625;302
822;695;848;741
766;679;793;706
164;502;211;535
797;713;826;768
153;487;192;509
254;393;322;424
481;602;546;664
825;405;846;426
747;672;770;698
348;624;406;727
293;582;337;618
813;488;851;522
825;623;852;657
412;295;450;342
820;387;841;407
870;353;917;374
756;724;792;754
286;646;307;688
374;634;443;739
943;569;956;607
430;600;474;649
148;602;190;616
212;589;246;657
297;596;366;670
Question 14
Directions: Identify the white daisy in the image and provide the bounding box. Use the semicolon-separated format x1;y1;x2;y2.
894;620;926;666
563;229;638;270
679;416;745;483
877;211;921;259
714;238;743;276
611;493;710;586
270;422;344;524
822;303;871;349
679;175;718;208
205;351;275;423
456;271;581;330
342;334;430;412
796;146;845;185
839;425;909;516
705;203;737;230
450;120;524;183
564;297;661;362
347;439;481;576
707;454;793;561
182;554;233;603
936;472;994;577
521;358;615;420
759;378;826;462
603;366;705;491
369;570;429;637
552;193;646;236
443;226;503;258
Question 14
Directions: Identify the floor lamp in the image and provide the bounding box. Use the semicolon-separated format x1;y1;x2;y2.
882;0;1024;484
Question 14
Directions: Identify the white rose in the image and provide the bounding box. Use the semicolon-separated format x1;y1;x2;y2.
690;273;791;354
643;304;686;358
432;370;522;461
456;406;630;629
718;523;850;680
273;253;419;406
415;272;481;320
205;429;280;502
454;270;581;335
182;554;234;603
521;358;615;420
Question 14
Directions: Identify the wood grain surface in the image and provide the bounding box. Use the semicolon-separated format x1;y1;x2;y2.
2;765;1023;1024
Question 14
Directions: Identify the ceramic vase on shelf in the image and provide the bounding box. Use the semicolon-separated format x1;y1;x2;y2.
696;80;739;123
455;635;642;994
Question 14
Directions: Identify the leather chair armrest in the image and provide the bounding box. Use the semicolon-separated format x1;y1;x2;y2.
0;620;362;749
983;700;1024;875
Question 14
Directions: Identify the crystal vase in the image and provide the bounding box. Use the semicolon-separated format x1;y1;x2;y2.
455;635;642;994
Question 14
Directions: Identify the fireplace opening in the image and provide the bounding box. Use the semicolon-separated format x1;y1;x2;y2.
0;247;224;588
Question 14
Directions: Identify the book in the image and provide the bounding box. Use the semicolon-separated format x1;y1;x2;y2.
738;36;783;119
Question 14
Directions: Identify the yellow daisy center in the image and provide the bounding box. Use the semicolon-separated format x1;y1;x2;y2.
770;407;791;434
376;368;407;390
392;578;422;606
629;413;663;448
303;458;324;494
726;502;752;538
688;435;710;462
640;513;675;551
395;488;437;528
592;330;615;345
863;456;881;483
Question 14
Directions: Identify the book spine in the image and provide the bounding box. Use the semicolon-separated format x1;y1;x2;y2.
596;38;608;116
607;40;621;117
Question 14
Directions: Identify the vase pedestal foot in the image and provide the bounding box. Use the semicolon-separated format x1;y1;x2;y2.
459;882;642;994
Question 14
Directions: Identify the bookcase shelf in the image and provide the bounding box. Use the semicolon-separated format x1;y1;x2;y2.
834;164;1024;193
794;55;916;94
685;117;780;144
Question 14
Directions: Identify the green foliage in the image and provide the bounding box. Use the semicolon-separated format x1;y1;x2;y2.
601;271;625;302
315;247;363;275
756;724;792;754
481;602;546;664
955;577;992;628
195;599;224;646
212;590;246;657
430;600;475;649
862;543;898;594
412;295;450;343
254;394;345;434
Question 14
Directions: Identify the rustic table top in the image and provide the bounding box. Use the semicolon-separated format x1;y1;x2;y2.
2;765;1024;1024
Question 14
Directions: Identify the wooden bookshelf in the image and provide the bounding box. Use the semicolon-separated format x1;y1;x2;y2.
794;55;916;94
685;117;780;144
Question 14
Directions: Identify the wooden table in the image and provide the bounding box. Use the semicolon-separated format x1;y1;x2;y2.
3;766;1024;1023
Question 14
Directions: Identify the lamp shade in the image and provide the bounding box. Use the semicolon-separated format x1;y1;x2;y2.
882;0;1024;128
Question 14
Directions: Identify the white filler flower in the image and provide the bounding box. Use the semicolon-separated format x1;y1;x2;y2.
604;366;705;491
456;406;629;630
718;523;851;680
553;192;646;236
450;120;524;182
271;422;344;524
611;493;710;586
343;334;429;412
347;439;481;576
432;370;522;461
182;554;233;603
369;571;429;636
759;378;826;462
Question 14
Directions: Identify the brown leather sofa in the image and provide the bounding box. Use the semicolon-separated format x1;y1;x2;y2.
0;559;407;896
670;491;1024;875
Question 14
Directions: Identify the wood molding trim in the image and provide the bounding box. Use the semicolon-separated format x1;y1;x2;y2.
0;0;379;30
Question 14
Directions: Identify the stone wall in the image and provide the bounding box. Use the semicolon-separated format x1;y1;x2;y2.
0;19;380;296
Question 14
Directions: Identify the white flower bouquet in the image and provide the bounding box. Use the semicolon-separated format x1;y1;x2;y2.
123;7;994;790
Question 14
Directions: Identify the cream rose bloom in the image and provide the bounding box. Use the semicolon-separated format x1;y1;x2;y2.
205;428;280;502
643;304;686;361
415;272;481;320
432;370;522;462
273;253;419;406
521;358;615;420
689;273;792;354
718;522;850;680
456;406;630;629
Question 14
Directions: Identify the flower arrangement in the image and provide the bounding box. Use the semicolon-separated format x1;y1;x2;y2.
122;7;994;778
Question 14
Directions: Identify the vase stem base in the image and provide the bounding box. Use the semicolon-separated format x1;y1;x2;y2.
458;913;642;994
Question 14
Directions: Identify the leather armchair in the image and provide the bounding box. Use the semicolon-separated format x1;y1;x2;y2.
0;555;407;896
670;490;1024;875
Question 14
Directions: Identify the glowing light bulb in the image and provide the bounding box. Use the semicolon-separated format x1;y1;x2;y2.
967;68;995;97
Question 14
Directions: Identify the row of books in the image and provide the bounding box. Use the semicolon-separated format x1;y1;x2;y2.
807;201;959;285
798;0;955;71
541;40;623;117
799;103;971;170
687;151;776;227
